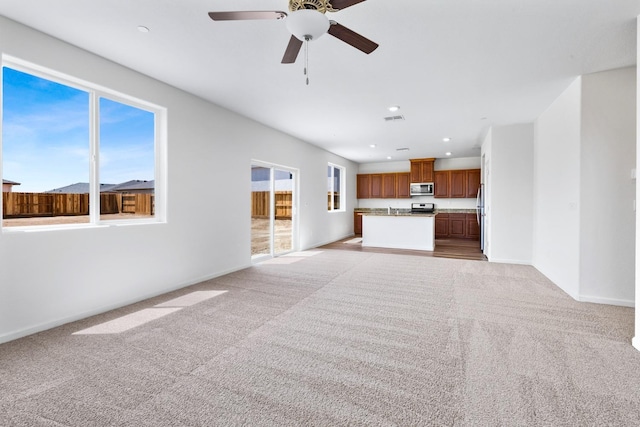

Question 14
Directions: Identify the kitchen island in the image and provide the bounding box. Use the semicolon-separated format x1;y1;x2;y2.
362;212;436;251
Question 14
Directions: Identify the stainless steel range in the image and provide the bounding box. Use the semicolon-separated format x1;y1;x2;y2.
411;202;435;214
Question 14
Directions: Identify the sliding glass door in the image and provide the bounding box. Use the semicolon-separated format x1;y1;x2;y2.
251;163;296;260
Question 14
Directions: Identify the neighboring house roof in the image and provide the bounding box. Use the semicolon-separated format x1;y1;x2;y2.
109;180;154;192
2;179;21;185
46;180;154;194
46;182;118;194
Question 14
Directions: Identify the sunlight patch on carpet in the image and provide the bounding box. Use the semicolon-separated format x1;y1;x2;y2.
282;251;323;257
259;257;303;265
73;308;182;335
155;290;227;308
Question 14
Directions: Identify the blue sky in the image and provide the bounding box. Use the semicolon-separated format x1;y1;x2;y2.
2;67;155;192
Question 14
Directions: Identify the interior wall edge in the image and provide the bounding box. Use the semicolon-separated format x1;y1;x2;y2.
532;264;580;301
577;295;635;308
487;258;532;266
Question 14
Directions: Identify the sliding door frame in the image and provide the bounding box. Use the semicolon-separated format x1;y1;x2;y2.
250;160;299;262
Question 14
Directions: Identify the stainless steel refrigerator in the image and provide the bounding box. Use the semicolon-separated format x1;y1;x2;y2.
476;184;485;251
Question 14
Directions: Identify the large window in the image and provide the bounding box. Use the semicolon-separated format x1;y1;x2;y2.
327;163;345;212
1;58;165;229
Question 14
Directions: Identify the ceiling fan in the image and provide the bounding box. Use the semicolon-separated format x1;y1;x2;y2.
208;0;379;64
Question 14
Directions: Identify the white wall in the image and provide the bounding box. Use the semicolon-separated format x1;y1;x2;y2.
533;78;583;299
434;157;481;171
533;69;636;306
636;17;640;351
481;129;493;259
358;161;409;174
0;16;357;343
580;67;636;306
484;124;534;264
356;157;481;210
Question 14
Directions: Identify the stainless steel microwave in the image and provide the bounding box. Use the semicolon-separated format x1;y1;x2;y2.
410;182;434;196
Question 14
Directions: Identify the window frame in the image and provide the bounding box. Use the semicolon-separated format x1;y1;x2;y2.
327;162;345;212
1;56;167;231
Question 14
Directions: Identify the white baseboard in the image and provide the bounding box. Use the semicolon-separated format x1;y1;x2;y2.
487;257;532;265
0;263;250;345
578;295;635;308
633;337;640;352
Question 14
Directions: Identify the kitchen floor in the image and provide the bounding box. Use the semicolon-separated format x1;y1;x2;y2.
320;237;486;261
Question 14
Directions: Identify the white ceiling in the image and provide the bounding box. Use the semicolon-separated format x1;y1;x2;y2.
1;1;639;164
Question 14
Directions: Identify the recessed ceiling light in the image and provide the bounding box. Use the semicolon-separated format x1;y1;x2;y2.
387;156;392;160
369;144;376;148
137;26;150;33
445;152;452;156
443;137;451;142
388;105;400;112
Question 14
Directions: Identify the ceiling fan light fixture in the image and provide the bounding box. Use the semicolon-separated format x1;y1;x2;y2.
286;9;330;41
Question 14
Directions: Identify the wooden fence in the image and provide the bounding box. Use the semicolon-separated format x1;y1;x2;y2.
2;192;154;218
252;191;343;217
252;191;292;219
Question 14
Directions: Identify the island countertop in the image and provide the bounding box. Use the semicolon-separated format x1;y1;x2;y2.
362;214;435;251
355;207;474;216
361;212;437;217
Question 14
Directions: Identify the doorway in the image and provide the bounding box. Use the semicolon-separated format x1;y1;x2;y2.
251;162;297;261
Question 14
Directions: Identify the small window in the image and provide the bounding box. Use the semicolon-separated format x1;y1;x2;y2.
327;163;345;212
1;58;164;229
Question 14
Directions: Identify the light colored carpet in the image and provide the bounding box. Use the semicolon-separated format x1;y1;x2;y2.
0;249;639;426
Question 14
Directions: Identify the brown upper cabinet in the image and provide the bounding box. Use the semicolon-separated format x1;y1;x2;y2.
396;173;411;198
382;174;397;198
410;158;435;183
434;168;481;199
357;172;411;199
449;170;466;198
370;174;383;198
434;171;449;198
466;169;481;198
357;174;371;199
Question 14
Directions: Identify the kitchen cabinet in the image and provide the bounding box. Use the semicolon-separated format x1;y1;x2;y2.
449;213;466;238
382;174;396;198
466;169;481;198
435;213;449;238
356;172;411;199
357;174;371;199
434;171;449;198
354;211;363;235
434;212;479;240
370;174;383;198
410;158;435;183
467;214;480;239
434;169;481;199
396;173;411;198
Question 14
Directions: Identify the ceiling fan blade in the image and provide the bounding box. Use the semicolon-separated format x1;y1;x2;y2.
328;21;378;54
208;11;287;21
281;35;303;64
329;0;367;10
